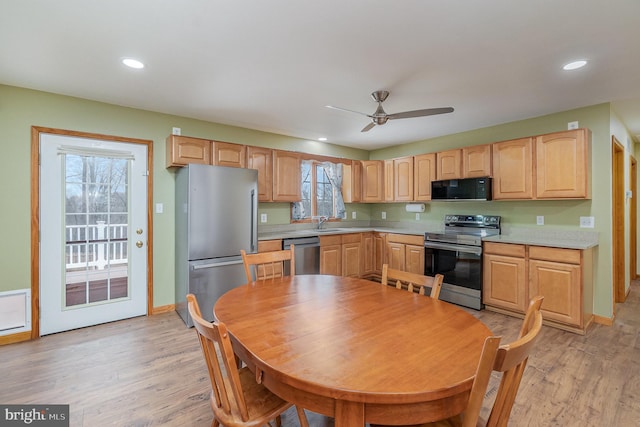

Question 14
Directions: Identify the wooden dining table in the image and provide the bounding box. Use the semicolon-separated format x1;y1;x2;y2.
214;274;492;427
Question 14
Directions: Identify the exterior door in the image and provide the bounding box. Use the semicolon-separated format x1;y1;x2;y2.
39;133;148;335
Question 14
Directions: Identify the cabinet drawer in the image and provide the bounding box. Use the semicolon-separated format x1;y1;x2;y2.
341;233;362;244
258;240;282;252
529;246;580;264
320;235;342;246
387;233;423;246
484;242;525;257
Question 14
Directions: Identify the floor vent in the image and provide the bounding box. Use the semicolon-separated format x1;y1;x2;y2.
0;289;31;335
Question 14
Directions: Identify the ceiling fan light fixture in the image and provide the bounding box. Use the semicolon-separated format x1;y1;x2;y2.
563;60;587;71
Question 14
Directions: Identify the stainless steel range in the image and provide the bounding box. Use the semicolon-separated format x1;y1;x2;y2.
424;214;501;310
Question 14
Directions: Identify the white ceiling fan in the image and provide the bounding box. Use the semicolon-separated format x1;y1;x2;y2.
327;90;454;132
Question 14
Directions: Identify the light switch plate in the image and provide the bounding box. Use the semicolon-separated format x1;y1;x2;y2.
381;211;386;220
352;211;356;219
155;203;163;214
260;213;267;223
536;216;544;225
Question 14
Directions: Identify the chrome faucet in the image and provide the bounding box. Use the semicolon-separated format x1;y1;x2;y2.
314;215;329;230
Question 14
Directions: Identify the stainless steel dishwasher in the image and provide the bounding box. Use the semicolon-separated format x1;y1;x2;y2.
283;236;320;275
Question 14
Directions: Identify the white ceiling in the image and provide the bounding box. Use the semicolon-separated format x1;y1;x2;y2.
2;0;640;150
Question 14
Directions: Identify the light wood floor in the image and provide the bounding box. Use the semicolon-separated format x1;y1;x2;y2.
2;282;640;426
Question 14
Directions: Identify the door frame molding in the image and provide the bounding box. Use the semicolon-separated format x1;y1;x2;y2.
611;137;626;306
30;126;154;339
631;156;637;282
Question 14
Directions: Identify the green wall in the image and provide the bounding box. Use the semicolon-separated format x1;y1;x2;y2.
0;84;630;319
0;84;367;307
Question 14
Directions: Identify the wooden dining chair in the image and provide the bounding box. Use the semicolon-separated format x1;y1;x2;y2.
240;245;295;282
376;296;544;427
381;264;444;299
187;294;309;427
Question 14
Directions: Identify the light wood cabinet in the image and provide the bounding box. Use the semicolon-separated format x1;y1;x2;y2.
492;137;534;200
362;232;375;276
535;129;590;199
320;234;362;277
342;160;362;203
320;235;342;276
483;241;593;334
483;243;528;313
436;149;462;180
212;141;246;168
493;129;590;200
373;233;386;275
272;150;301;202
361;160;384;202
342;233;362;277
247;146;273;202
166;135;211;167
386;234;425;274
393;156;414;201
463;144;492;177
414;153;436;201
384;160;394;202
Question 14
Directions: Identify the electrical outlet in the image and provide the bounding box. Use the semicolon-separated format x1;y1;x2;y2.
536;216;544;225
260;213;267;223
381;211;386;220
579;216;595;228
352;211;356;219
415;213;420;220
172;127;181;135
568;121;579;130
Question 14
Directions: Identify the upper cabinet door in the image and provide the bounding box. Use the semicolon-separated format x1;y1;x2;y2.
414;153;436;201
166;135;211;167
535;129;590;199
342;160;362;203
361;160;384;202
436;149;462;180
463;144;492;178
247;146;273;202
393;156;414;201
492;137;534;199
384;160;394;202
272;150;301;202
212;141;246;168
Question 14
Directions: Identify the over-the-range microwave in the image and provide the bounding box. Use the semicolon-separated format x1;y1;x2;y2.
431;177;492;201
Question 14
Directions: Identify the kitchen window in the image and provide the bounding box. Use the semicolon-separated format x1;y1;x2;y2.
292;160;345;221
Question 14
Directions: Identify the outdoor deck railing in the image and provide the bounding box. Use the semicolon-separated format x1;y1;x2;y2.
65;222;128;270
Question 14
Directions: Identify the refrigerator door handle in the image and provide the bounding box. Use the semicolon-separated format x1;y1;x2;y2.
250;189;257;252
192;259;244;270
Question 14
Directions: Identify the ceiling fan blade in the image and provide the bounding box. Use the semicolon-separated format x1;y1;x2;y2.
387;107;454;120
326;105;371;117
361;122;376;132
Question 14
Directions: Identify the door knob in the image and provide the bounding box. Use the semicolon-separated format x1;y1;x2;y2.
136;241;143;248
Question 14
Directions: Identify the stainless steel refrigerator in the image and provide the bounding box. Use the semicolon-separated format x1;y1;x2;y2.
175;164;258;326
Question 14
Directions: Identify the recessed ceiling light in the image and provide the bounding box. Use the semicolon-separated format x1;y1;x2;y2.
563;60;587;71
122;58;144;69
318;137;328;142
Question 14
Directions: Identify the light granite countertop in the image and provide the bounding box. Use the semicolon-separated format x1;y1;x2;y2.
259;224;599;250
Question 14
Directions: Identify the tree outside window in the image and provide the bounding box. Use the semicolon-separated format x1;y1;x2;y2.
293;160;345;220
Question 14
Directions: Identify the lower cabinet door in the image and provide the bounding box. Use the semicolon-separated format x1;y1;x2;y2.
529;259;581;326
483;254;528;313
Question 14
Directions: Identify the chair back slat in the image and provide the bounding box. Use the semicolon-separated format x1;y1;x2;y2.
381;264;444;299
484;300;544;427
241;245;295;282
187;294;250;421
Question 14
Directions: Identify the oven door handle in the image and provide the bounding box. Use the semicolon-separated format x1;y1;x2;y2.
424;241;482;255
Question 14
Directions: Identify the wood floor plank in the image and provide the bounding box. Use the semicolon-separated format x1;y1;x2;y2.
2;282;640;426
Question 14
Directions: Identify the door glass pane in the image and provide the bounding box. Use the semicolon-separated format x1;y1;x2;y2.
64;155;130;308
